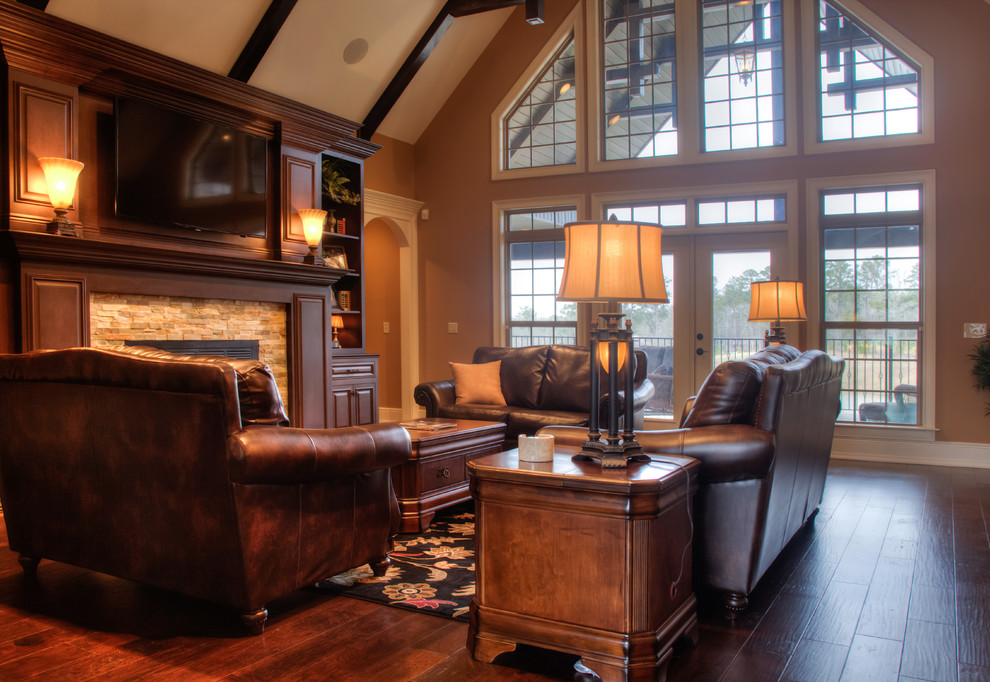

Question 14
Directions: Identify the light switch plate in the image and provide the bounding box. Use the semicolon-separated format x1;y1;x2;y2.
964;322;986;338
447;322;458;334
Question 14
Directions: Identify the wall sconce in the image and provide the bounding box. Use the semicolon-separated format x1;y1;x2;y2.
298;208;327;265
330;314;344;349
38;157;84;236
557;219;667;468
748;279;807;346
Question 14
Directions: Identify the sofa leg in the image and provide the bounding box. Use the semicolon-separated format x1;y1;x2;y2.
18;555;40;576
241;607;268;636
723;592;748;619
369;556;391;577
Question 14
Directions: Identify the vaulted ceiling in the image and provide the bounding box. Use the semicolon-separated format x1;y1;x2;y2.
31;0;542;144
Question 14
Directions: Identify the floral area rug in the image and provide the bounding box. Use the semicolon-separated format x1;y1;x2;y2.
320;502;475;621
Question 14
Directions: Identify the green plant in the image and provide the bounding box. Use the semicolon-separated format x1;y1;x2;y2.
321;159;361;205
969;336;990;415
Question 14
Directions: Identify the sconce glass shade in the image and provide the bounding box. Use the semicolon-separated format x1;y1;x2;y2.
556;221;668;304
298;209;327;248
748;280;807;323
38;157;84;209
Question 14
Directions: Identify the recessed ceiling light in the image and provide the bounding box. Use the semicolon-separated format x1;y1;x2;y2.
343;38;369;65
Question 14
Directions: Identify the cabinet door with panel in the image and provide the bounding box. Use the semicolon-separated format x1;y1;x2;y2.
331;354;378;427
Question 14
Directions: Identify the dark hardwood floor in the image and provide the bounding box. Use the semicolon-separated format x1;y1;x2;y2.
0;459;987;681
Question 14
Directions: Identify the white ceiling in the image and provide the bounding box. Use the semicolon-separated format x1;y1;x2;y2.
45;0;513;144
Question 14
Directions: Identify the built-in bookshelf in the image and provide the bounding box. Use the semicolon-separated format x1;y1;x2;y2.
321;152;365;352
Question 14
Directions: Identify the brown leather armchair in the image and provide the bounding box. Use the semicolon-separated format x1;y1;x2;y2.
540;345;844;617
0;346;411;634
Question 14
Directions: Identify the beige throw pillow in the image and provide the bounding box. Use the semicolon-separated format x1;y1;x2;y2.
450;360;507;405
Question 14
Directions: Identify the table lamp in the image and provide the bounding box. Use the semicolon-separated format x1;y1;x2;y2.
556;219;667;468
748;279;807;346
330;314;344;348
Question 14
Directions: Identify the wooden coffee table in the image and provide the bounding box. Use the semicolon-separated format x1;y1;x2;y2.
392;418;506;533
467;447;700;682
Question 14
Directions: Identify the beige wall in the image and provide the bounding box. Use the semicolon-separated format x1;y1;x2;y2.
411;0;990;443
366;133;416;198
364;219;403;410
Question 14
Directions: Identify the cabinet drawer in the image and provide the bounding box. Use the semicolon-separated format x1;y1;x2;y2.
420;455;466;493
331;361;376;379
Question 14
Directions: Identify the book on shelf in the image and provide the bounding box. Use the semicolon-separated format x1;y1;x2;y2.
398;419;458;431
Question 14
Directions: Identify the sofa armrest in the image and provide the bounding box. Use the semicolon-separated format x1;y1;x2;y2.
227;423;411;484
537;423;773;485
414;380;456;417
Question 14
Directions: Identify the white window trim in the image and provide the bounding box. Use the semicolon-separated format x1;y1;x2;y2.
586;0;799;173
491;4;586;181
805;170;937;434
800;0;935;154
491;195;587;346
592;179;799;255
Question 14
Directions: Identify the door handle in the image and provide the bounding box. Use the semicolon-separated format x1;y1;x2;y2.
696;347;705;356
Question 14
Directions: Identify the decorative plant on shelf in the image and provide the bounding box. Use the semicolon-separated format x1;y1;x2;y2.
969;336;990;415
321;159;361;205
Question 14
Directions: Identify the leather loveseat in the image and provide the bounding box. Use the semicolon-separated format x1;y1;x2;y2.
0;346;412;634
541;345;844;617
414;344;655;446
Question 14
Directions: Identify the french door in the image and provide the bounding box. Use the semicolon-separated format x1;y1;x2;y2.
636;232;790;423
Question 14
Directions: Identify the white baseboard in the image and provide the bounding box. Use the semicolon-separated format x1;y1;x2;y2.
831;436;990;469
379;406;404;423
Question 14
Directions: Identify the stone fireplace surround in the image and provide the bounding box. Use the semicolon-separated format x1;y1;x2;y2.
7;231;339;429
89;293;290;412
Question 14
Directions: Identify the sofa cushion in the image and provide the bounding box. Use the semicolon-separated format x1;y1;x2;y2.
450;360;506;406
540;345;592;412
113;345;290;426
437;403;512;423
473;346;548;408
682;344;801;428
506;408;588;440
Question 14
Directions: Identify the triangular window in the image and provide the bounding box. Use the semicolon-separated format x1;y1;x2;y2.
504;36;578;170
816;0;920;141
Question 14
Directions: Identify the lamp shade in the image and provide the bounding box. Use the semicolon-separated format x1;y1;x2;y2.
748;280;807;322
330;314;344;329
298;209;327;247
556;221;668;303
37;157;84;209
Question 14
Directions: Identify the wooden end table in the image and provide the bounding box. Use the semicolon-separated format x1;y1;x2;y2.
467;447;700;682
392;418;506;533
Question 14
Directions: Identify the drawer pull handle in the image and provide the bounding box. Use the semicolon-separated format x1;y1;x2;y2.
438;466;451;479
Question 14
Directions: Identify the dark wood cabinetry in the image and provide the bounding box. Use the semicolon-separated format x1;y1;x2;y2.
331;354;378;427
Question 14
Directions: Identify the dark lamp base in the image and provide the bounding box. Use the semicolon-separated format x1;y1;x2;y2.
574;437;649;469
46;209;79;237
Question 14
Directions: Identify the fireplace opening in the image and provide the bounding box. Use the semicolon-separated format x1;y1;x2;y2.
123;339;260;360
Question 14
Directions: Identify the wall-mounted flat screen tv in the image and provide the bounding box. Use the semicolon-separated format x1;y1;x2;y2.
115;96;268;238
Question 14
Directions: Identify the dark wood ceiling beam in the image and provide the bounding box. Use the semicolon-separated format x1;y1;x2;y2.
447;0;526;17
362;0;546;140
15;0;49;11
228;0;298;82
360;7;455;140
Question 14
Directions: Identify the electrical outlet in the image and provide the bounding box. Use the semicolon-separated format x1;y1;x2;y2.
964;322;986;338
447;322;458;334
383;321;390;334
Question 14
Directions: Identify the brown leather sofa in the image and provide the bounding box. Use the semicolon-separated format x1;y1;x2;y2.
0;346;411;634
541;345;844;617
414;344;655;446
